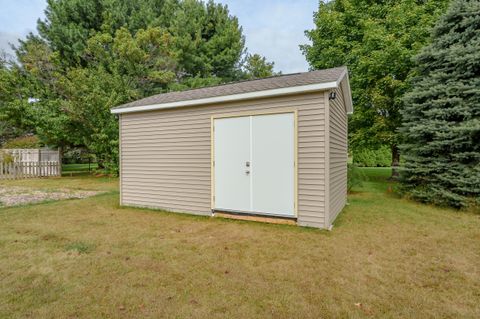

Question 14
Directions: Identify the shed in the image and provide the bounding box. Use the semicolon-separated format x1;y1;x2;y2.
111;66;353;229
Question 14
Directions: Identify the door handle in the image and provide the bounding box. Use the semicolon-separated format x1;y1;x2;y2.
245;170;250;175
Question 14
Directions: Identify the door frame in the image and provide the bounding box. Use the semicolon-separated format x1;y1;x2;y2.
211;107;298;217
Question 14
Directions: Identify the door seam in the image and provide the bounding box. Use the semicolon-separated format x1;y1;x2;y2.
249;115;253;212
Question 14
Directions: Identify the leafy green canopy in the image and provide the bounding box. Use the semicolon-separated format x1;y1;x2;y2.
0;55;37;145
399;0;480;208
1;0;276;173
302;0;449;169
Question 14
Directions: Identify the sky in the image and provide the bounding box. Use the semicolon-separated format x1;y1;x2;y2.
0;0;317;73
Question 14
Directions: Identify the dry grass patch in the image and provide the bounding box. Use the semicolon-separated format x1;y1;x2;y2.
0;170;479;318
0;186;102;207
0;175;116;207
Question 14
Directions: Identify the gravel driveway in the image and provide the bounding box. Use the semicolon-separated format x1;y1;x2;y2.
0;186;101;207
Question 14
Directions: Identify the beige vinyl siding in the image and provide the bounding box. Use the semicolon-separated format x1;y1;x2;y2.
120;92;328;228
328;87;348;225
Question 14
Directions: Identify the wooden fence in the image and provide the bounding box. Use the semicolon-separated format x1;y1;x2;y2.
2;149;60;162
0;161;61;180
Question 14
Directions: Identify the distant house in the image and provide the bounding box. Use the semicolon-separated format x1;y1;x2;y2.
111;67;353;229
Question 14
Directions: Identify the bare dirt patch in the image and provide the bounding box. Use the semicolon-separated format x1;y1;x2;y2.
0;186;101;207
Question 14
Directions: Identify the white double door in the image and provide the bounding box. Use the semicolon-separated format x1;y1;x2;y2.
214;113;295;217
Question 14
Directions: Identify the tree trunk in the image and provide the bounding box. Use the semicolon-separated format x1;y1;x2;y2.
390;144;400;180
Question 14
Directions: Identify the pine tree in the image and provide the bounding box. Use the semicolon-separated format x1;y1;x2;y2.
400;0;480;208
37;0;246;81
243;54;277;79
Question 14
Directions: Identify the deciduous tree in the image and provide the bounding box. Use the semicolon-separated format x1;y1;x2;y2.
3;0;274;172
302;0;449;178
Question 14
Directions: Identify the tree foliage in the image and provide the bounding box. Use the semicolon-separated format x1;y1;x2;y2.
399;0;480;208
0;53;36;144
302;0;450;176
243;54;277;79
353;145;391;167
0;0;274;173
37;0;245;80
2;135;41;149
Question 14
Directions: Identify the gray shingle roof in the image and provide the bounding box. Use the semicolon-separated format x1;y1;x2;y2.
112;66;347;110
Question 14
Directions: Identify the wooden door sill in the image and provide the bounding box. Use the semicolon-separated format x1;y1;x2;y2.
214;211;296;225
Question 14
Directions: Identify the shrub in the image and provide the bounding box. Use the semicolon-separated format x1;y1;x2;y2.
62;148;96;164
353;145;391;167
0;151;14;164
2;135;41;149
347;164;366;192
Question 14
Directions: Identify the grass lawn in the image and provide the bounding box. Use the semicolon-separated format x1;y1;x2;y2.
61;163;99;176
0;169;479;318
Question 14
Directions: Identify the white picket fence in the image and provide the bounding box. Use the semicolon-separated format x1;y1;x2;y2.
2;149;60;162
0;161;61;180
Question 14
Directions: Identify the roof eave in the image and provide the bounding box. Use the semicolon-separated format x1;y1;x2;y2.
111;81;339;115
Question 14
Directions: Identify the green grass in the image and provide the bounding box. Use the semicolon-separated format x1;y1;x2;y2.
64;241;95;254
61;163;99;176
0;175;117;193
62;163;98;172
358;166;392;179
0;168;479;318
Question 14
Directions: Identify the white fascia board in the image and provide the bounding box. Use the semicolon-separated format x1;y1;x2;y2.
335;68;348;87
342;77;354;114
335;68;353;114
111;81;338;114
